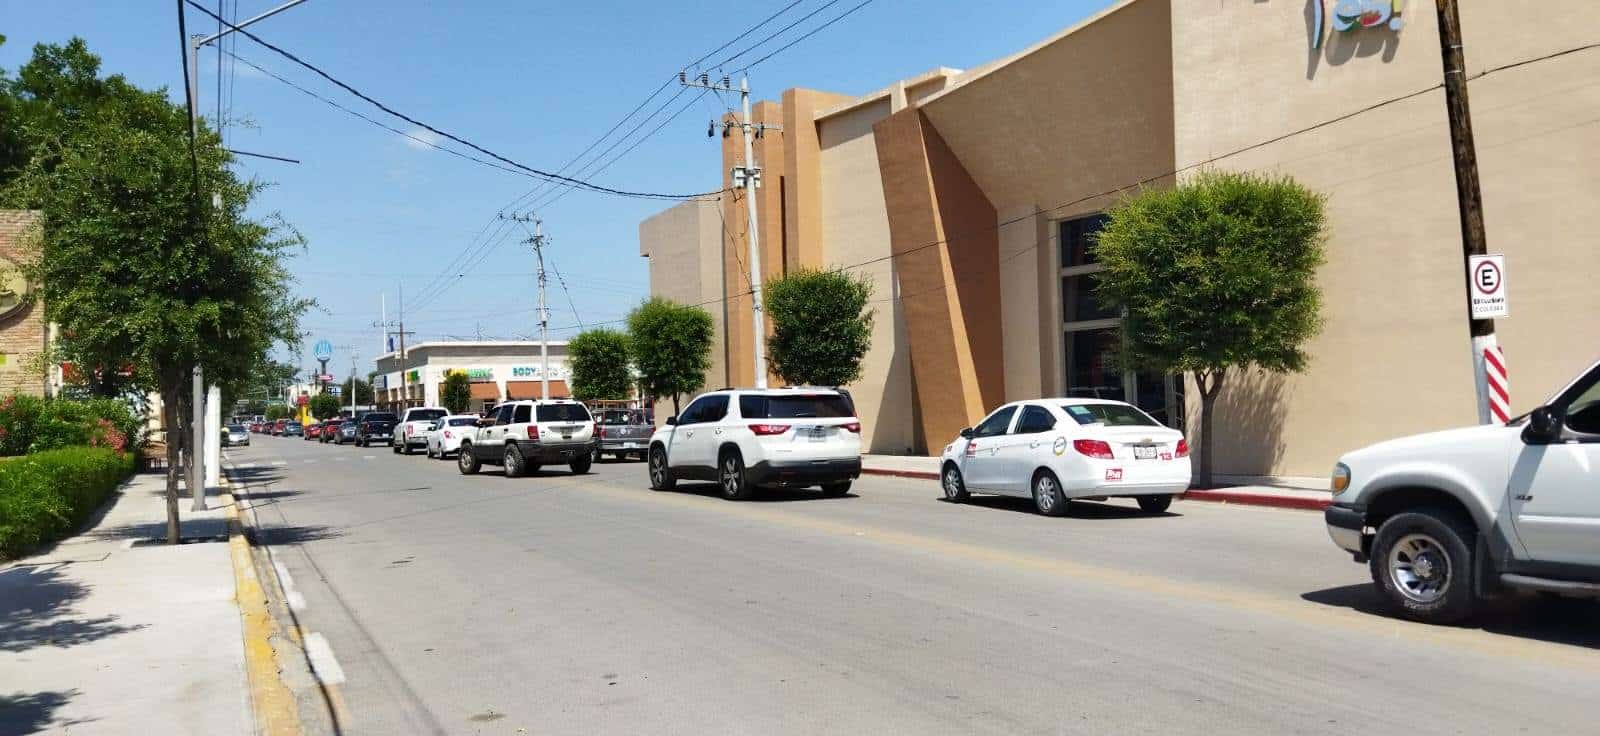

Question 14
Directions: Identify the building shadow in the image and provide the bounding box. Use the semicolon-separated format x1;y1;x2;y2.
1203;368;1290;481
954;495;1180;520
1301;583;1600;650
0;689;92;735
0;566;145;654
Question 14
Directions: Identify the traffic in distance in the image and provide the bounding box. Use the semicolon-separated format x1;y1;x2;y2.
240;359;1600;624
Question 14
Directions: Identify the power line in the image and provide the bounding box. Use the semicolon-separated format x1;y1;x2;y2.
551;260;584;329
185;0;723;202
736;0;878;73
533;88;713;211
712;0;845;70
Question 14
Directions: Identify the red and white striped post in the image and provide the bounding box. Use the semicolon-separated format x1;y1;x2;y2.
1482;342;1509;424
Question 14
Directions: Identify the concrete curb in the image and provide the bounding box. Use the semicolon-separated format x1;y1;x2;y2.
861;467;1330;511
224;480;304;735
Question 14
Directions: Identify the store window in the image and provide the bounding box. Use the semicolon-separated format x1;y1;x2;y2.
1059;215;1184;430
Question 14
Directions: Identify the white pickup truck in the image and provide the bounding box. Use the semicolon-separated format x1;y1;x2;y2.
394;407;449;455
1325;358;1600;623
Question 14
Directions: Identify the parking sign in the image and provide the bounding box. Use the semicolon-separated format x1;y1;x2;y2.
1468;254;1507;319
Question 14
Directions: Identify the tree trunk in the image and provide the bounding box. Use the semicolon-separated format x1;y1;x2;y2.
162;383;182;545
1194;369;1226;490
671;393;680;417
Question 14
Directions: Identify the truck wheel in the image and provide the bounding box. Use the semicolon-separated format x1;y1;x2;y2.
504;444;525;478
941;463;969;502
392;441;401;454
719;448;754;500
649;446;675;491
1137;494;1173;514
569;452;592;475
1369;508;1477;624
820;481;851;497
457;444;480;475
1032;469;1068;517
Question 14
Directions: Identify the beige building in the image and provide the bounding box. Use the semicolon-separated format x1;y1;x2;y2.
639;0;1600;478
0;210;50;397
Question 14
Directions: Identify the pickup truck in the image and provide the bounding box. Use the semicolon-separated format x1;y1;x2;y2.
394;407;448;455
355;412;397;447
594;408;653;462
1325;357;1600;623
456;399;597;477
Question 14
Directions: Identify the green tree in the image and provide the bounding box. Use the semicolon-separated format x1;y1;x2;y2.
567;328;633;402
339;376;374;406
440;370;472;414
764;269;874;387
309;392;342;421
627;297;713;415
1092;170;1325;487
265;404;292;421
3;39;310;542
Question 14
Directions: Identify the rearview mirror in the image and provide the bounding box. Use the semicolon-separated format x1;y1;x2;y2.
665;416;678;426
959;427;974;440
1524;405;1564;444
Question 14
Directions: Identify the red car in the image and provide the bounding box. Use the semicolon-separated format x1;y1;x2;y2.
305;422;322;440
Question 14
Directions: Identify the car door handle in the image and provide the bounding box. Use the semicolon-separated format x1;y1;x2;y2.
714;429;723;436
1029;441;1040;449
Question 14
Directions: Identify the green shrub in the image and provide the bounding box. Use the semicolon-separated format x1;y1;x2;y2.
0;447;136;560
0;394;142;456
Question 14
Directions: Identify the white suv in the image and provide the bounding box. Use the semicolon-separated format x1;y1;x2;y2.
647;388;863;500
457;399;596;477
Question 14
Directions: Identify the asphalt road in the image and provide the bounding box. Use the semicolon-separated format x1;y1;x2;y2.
226;435;1600;735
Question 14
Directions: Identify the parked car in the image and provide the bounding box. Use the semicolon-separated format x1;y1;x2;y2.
939;398;1189;516
425;414;481;459
355;412;397;447
333;419;358;445
1324;357;1600;623
282;421;303;437
594;408;653;462
457;400;596;477
223;424;250;447
304;422;322;440
272;419;289;436
647;388;862;499
316;419;338;443
395;407;449;455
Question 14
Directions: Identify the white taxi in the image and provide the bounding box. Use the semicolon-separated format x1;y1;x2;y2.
939;398;1191;516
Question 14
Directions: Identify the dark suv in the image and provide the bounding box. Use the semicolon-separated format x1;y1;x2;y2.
356;412;397;447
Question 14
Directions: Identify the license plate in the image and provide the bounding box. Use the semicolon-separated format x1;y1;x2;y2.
1133;445;1158;460
622;442;639;449
806;427;828;442
561;433;572;440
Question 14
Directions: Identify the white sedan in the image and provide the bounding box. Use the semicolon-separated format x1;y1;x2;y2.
425;414;482;459
939;398;1191;515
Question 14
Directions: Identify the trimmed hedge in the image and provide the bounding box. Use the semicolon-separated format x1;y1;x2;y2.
0;447;136;560
0;394;142;457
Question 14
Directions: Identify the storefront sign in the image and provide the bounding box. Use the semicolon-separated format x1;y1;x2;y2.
511;365;570;379
374;375;387;389
1312;0;1405;49
313;339;334;362
1468;254;1508;319
406;369;420;382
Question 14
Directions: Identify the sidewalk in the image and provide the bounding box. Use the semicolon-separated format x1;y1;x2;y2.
0;471;251;735
860;454;1333;510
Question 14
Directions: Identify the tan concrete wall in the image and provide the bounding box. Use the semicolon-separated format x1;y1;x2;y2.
784;88;856;272
0;210;46;397
1172;0;1600;476
818;98;918;454
640;198;726;419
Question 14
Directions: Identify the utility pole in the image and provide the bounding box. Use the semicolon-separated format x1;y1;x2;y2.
180;0;311;510
1434;0;1499;424
685;72;780;388
502;213;551;399
373;288;414;411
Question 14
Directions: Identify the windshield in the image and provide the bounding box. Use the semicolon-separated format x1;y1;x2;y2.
1060;403;1160;427
537;404;591;422
739;394;855;419
599;409;640;425
408;409;447;422
228;425;246;432
447;417;478;427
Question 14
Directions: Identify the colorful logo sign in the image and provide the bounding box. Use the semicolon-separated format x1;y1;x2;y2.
313;339;334;362
1312;0;1405;49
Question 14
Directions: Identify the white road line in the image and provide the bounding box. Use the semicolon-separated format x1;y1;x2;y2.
303;459;317;464
272;460;287;466
361;455;375;460
303;633;347;685
334;457;347;462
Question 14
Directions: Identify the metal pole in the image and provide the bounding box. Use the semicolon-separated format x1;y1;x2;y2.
741;76;767;389
536;219;550;400
204;384;221;490
398;283;408;409
349;352;358;417
196;0;311;45
1434;0;1498;424
190;367;205;510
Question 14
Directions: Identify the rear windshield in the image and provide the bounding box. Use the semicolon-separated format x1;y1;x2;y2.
599;409;642;425
447;417;478;427
1060;403;1159;427
537;404;592;422
740;394;855;419
408;409;447;422
228;425;246;432
363;413;396;423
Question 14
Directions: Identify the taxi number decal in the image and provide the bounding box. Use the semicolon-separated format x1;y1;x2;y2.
1052;437;1068;456
1105;468;1123;481
965;442;977;458
1160;452;1172;461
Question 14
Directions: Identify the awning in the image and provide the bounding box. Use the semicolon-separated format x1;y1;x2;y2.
469;383;501;400
506;380;569;400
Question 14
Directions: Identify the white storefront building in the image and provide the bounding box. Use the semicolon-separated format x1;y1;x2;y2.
373;341;572;413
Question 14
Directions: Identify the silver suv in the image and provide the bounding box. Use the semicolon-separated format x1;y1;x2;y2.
457;399;597;477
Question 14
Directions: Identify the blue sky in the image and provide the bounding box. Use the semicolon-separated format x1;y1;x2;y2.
1;0;1105;380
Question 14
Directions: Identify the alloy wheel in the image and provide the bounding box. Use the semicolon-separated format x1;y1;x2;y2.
1388;532;1452;604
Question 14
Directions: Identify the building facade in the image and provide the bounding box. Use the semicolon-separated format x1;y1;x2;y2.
639;0;1600;479
0;210;51;398
373;341;573;413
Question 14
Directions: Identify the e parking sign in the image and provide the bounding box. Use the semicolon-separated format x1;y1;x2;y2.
1468;254;1507;319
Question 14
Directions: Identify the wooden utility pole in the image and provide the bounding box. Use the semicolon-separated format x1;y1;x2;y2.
1434;0;1499;424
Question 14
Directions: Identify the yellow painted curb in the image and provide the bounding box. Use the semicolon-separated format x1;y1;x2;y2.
225;492;303;736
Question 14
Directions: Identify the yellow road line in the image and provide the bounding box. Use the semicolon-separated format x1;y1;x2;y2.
225;492;303;736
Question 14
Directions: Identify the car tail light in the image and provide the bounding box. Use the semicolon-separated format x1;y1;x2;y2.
593;422;601;438
1175;439;1189;458
749;424;791;436
842;422;861;433
526;425;540;440
1073;439;1115;459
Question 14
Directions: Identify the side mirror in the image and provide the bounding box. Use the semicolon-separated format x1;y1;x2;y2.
1524;405;1565;444
959;427;975;440
665;416;678;426
477;417;494;427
